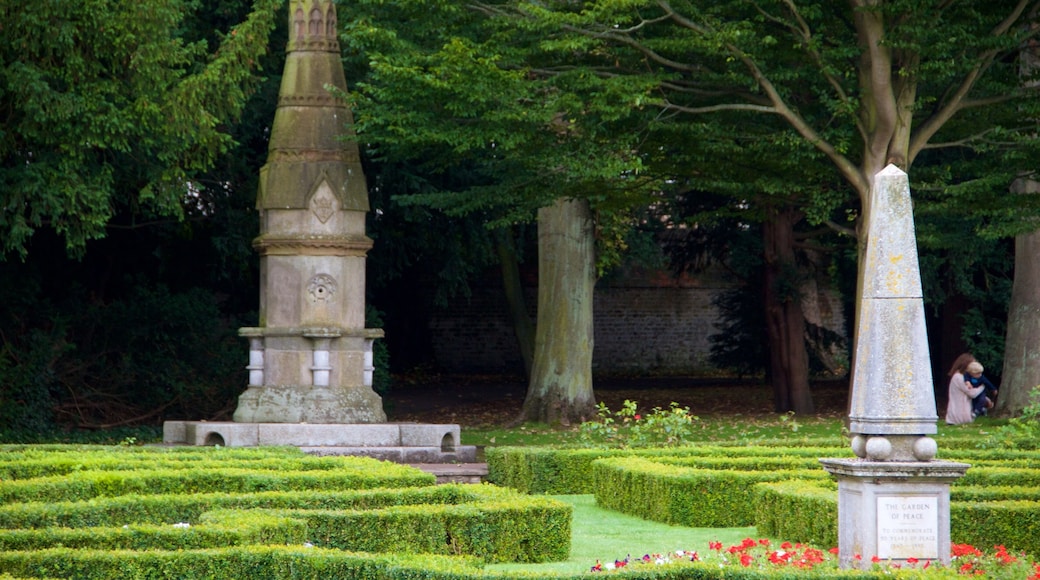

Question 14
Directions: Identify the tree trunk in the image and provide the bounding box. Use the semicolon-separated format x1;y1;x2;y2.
495;228;535;379
997;190;1040;417
997;47;1040;418
762;207;814;414
518;197;597;425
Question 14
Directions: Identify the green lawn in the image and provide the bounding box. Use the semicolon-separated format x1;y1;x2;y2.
487;494;757;576
462;414;1009;448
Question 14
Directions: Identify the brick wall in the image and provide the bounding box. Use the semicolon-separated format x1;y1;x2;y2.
427;267;845;375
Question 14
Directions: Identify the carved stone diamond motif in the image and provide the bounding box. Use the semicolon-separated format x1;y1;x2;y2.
309;181;338;223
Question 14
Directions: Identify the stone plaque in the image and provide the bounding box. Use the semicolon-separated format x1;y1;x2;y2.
876;496;938;559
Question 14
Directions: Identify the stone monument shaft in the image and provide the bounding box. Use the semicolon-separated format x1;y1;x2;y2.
233;0;385;424
821;165;967;569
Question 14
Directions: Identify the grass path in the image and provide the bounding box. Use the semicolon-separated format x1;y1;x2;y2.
486;494;757;576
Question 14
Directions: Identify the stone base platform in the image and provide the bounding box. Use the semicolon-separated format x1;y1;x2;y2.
162;421;477;463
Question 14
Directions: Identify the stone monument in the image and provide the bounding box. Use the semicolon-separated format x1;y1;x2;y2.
230;0;383;426
820;165;969;568
163;0;475;464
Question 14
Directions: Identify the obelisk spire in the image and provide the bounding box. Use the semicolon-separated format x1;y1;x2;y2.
233;0;385;424
847;164;937;460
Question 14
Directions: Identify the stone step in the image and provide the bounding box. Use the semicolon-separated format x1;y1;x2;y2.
409;463;488;484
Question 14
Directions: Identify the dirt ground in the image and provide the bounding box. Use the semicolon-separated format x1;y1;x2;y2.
383;374;850;427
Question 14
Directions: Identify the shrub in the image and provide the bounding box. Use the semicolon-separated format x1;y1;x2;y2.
578;399;699;448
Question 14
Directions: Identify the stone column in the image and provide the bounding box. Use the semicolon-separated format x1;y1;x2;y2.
821;165;968;569
232;0;386;424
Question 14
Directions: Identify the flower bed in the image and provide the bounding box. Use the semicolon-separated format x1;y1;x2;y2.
591;538;1040;578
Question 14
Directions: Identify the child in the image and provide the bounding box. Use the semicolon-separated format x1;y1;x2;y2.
965;361;998;417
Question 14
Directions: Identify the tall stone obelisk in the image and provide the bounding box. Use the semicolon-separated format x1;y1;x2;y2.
162;0;475;462
233;0;386;424
821;165;967;569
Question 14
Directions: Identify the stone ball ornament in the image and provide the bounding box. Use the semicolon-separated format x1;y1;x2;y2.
850;435;867;458
913;436;938;461
864;436;893;461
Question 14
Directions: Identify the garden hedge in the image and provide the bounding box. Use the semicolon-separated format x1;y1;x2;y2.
487;442;1040;562
0;446;572;578
0;483;569;564
592;456;829;527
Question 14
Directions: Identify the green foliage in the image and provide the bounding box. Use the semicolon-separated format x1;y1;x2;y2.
987;386;1040;450
0;274;250;439
348;0;1040;395
0;0;280;258
754;481;838;547
709;285;767;377
578;400;699;448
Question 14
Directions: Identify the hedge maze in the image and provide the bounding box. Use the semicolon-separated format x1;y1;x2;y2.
3;439;1039;579
0;445;570;579
486;440;1040;559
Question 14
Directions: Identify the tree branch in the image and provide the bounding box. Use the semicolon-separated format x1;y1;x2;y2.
661;101;777;114
659;0;868;198
908;0;1038;163
754;0;861;135
824;219;858;238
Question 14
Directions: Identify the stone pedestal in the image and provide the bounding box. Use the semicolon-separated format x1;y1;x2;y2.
820;459;969;569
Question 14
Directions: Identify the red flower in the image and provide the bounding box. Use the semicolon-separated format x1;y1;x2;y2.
708;541;723;551
994;544;1018;564
739;552;753;567
952;543;983;558
828;547;839;555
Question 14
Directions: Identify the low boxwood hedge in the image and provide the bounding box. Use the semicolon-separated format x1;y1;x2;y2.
0;483;569;564
592;456;829;527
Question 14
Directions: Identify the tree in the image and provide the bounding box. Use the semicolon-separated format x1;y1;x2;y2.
0;0;281;259
468;0;1040;413
1000;178;1040;415
344;1;660;423
0;0;284;434
345;0;1040;417
520;198;597;424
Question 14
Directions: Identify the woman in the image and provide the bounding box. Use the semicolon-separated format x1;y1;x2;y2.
945;353;986;425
